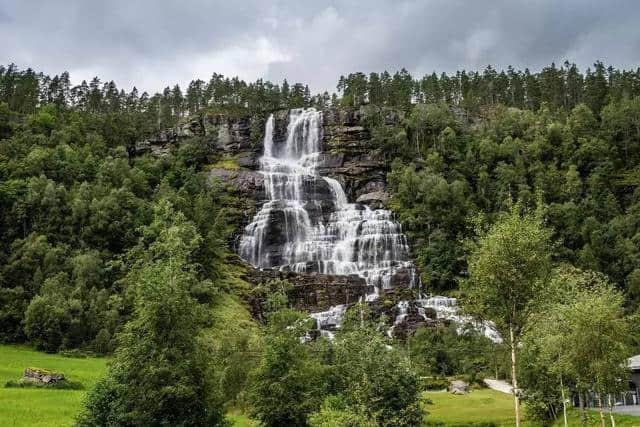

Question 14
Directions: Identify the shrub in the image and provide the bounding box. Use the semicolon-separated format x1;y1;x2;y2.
421;377;449;391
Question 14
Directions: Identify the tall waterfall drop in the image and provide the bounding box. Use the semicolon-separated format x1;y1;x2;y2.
239;108;416;300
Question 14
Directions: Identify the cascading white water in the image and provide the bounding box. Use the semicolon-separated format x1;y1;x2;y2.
239;108;417;300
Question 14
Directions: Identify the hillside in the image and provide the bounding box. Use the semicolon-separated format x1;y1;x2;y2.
1;62;640;425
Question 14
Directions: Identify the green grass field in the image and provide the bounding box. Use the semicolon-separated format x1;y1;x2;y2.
424;388;640;426
0;344;258;426
0;345;108;427
424;389;522;426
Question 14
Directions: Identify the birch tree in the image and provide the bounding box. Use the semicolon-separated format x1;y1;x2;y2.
524;267;633;425
462;205;553;427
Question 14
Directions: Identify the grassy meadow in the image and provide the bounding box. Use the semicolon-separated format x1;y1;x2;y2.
424;388;640;426
0;345;108;426
0;344;260;427
424;389;522;426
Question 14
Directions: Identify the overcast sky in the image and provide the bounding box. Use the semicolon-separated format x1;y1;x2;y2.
2;1;640;94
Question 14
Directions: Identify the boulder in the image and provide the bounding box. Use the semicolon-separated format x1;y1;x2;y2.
356;191;390;208
22;368;65;384
449;380;469;395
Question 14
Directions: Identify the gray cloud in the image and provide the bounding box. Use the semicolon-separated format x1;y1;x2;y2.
1;0;639;94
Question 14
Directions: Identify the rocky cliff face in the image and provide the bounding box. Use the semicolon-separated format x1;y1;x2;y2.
136;107;425;333
136;107;398;209
244;267;368;322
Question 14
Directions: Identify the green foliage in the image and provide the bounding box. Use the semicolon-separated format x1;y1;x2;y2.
24;292;72;352
3;60;640;425
462;205;553;337
0;94;238;350
386;96;640;302
388;160;471;290
408;324;496;379
522;266;634;422
308;396;376;427
251;278;294;315
327;327;424;427
76;204;228;426
249;310;329;426
461;205;553;426
420;377;450;391
250;311;424;427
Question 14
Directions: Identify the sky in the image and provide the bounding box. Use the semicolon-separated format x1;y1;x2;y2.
2;0;640;94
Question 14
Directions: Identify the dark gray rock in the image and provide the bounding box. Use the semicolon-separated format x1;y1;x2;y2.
449;380;470;395
134;107;405;209
245;267;368;321
356;191;390;209
22;368;65;384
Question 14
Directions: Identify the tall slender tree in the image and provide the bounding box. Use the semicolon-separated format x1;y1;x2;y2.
461;205;553;427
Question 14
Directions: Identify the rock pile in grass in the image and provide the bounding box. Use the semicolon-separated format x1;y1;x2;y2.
22;367;65;384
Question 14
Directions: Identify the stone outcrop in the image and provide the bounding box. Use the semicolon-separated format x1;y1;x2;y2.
136;113;261;162
22;368;65;385
245;267;368;322
356;191;390;209
320;107;393;202
207;168;264;199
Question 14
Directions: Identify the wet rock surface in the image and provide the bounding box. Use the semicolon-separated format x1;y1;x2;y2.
136;107;399;208
245;267;368;322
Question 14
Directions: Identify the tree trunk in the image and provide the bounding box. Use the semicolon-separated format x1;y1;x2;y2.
609;394;616;427
560;376;568;427
597;393;605;427
579;391;586;425
509;325;521;427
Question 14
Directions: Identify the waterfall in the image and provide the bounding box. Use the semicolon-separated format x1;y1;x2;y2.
239;108;417;299
415;296;502;343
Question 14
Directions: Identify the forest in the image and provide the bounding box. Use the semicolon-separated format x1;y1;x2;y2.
1;61;639;426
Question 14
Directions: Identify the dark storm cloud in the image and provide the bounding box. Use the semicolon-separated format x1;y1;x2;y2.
1;0;639;93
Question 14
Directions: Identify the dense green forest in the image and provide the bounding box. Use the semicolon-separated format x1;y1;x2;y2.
1;61;640;425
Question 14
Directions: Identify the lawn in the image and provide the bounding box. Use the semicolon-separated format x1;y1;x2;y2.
0;344;257;426
424;388;640;426
0;344;108;427
424;388;522;426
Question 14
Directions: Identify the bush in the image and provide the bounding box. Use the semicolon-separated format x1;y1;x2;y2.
421;377;449;391
91;328;114;354
331;328;425;427
249;310;329;426
59;349;91;358
308;396;375;427
23;294;71;352
76;207;229;427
